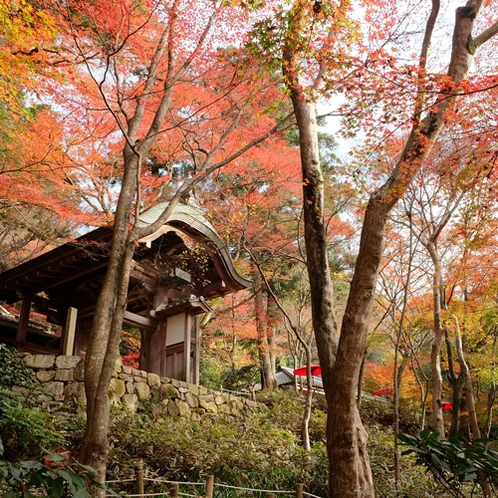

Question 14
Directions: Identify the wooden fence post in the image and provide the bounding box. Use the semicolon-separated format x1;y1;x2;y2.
135;468;144;497
205;474;214;498
296;483;304;498
170;482;179;498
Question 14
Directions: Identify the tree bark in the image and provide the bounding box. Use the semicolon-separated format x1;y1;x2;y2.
446;329;463;437
453;316;480;439
282;79;339;396
426;240;446;436
326;3;491;496
253;266;277;390
79;147;140;495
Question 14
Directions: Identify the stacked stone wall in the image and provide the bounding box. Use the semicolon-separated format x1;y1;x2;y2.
23;354;261;419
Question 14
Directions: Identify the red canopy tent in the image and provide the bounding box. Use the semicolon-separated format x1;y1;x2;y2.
293;364;322;376
441;401;453;411
371;387;394;397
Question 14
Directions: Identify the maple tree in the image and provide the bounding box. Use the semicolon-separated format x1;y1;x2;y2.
0;1;92;267
17;0;300;490
202;141;303;390
249;0;498;495
380;115;498;437
3;0;498;495
0;0;56;113
0;105;95;269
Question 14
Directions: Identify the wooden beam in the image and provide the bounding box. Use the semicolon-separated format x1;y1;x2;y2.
62;307;77;355
123;310;156;330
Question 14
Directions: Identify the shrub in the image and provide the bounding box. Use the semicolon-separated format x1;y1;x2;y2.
0;345;65;459
399;430;498;497
0;431;105;498
107;401;328;496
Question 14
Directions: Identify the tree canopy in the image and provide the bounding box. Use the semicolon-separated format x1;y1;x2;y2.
2;0;498;496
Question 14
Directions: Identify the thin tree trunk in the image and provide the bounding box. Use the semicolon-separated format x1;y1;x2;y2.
301;345;314;452
248;247;314;450
445;329;463;437
484;385;497;438
253;266;277;390
426;241;446;436
484;331;498;437
79;147;139;495
394;354;409;492
284;92;339;391
453;316;480;439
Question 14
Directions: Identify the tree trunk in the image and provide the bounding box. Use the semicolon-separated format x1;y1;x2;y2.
484;385;497;438
301;346;314;452
282;2;492;496
79;148;140;495
253;266;277;390
394;354;409;490
283;79;339;396
326;4;489;495
445;329;463;437
453;316;480;439
426;241;446;436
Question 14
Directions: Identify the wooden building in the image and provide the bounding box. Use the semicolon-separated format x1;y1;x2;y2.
0;201;250;384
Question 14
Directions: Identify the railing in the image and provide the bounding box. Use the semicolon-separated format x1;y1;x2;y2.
105;471;323;498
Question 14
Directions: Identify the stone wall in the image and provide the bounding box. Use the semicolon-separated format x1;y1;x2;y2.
23;354;262;419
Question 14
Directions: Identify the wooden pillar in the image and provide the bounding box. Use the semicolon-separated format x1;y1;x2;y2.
62;307;78;355
16;296;32;345
296;483;304;498
170;482;179;498
192;315;200;385
135;468;144;497
205;475;214;498
184;313;191;383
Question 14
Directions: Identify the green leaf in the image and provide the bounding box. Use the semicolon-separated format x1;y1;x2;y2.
19;460;43;471
430;452;442;469
59;468;89;497
46;476;65;498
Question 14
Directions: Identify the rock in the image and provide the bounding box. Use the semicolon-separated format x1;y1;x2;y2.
161;384;179;399
55;369;74;382
135;382;150;400
36;370;56;382
148;372;161;388
73;360;85;381
24;354;55;369
44;381;65;399
185;392;199;408
109;378;126;399
123;394;139;413
175;399;191;417
55;356;81;369
199;396;218;413
64;382;86;406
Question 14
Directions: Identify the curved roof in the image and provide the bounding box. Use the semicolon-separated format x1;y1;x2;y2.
137;200;250;291
0;201;250;306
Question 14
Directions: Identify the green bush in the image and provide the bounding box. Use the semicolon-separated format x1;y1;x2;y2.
221;364;259;391
199;356;224;390
0;345;65;459
107;401;328;497
0;438;102;498
399;430;498;497
368;425;451;497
